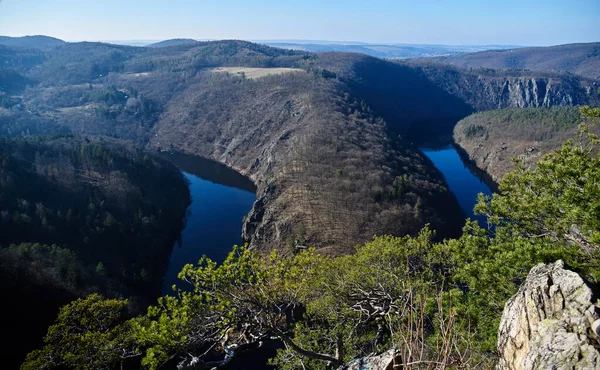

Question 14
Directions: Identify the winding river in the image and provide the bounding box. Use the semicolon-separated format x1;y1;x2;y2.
160;153;256;295
160;144;494;296
155;145;495;368
421;145;494;227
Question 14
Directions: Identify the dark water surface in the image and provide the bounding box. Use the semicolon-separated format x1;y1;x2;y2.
160;153;256;295
421;145;493;226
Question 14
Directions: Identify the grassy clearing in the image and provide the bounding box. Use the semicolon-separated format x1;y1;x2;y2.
211;66;303;79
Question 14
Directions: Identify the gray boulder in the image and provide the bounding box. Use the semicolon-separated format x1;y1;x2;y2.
337;349;398;370
497;260;600;370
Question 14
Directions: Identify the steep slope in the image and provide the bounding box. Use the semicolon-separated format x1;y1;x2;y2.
150;70;463;254
0;135;190;367
0;40;465;254
409;61;600;111
304;54;598;144
308;53;473;140
433;43;600;79
453;107;600;181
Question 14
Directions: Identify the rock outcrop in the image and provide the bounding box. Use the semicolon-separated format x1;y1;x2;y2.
414;63;600;112
497;260;600;370
337;349;398;370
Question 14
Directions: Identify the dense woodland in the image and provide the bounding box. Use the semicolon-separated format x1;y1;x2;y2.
454;106;600;181
0;39;478;252
151;68;465;253
0;135;190;367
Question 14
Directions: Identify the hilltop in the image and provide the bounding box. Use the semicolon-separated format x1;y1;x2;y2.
262;41;523;59
433;42;600;79
147;38;198;48
1;37;599;369
0;35;66;50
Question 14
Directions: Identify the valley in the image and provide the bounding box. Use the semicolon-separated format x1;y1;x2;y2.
0;35;598;369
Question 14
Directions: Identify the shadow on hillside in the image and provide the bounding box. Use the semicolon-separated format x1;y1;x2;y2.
346;58;473;143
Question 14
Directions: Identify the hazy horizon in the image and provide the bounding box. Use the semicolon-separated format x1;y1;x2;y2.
0;0;598;46
2;35;535;48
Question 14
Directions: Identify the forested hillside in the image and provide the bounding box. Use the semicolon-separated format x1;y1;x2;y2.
151;69;464;253
1;39;597;255
454;106;600;181
0;36;598;369
0;40;468;254
433;42;600;79
0;135;190;367
0;35;66;50
407;60;600;111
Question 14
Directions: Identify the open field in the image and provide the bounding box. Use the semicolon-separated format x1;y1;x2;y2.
211;66;303;79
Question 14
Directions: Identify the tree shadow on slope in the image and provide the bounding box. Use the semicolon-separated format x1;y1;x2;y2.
344;56;473;144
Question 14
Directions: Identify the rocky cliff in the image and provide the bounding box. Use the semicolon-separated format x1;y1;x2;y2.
4;40;597;255
411;62;600;112
497;260;600;370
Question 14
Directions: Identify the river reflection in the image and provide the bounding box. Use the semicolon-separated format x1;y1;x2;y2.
160;153;256;295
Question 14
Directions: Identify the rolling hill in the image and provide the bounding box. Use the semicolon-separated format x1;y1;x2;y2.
262;41;523;59
1;37;599;369
147;38;198;48
0;35;66;50
434;42;600;79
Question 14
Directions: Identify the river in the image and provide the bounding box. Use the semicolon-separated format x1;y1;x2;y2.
160;153;256;295
157;147;494;368
161;145;495;295
421;145;494;227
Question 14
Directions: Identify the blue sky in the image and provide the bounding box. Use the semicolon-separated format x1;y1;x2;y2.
0;0;598;45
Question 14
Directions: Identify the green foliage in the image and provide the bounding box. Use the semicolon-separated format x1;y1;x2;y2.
0;135;190;293
271;229;461;370
445;106;600;351
464;124;485;138
22;294;134;370
10;38;600;368
0;135;190;367
461;106;583;131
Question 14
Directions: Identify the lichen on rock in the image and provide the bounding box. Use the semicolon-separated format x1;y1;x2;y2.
497;260;600;370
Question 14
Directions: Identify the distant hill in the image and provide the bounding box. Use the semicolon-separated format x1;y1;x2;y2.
262;42;522;59
434;43;600;79
0;35;66;50
147;38;198;48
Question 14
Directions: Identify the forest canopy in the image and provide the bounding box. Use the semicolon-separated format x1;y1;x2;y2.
0;134;190;367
